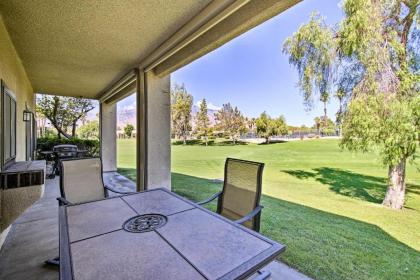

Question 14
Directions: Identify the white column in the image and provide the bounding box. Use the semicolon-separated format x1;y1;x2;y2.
100;102;117;172
145;71;171;190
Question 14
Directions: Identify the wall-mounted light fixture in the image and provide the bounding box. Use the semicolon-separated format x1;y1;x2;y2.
23;102;31;122
23;110;31;122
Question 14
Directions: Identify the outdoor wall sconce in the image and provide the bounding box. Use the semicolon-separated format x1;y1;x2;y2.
23;110;31;122
23;103;31;122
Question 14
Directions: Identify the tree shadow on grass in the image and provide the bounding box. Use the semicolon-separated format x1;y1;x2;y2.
172;139;248;146
169;172;420;280
118;166;419;203
282;168;389;203
407;183;420;196
283;168;420;204
257;140;288;145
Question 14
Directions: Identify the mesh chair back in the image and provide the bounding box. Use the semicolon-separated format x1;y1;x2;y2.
53;144;78;159
219;158;264;231
60;158;105;204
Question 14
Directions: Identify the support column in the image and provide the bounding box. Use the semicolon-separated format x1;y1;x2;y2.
137;70;171;191
146;71;171;190
100;102;117;172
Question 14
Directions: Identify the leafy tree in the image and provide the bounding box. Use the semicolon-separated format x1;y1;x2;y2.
314;117;321;135
36;95;95;139
171;84;193;145
283;12;336;110
313;116;335;135
77;120;99;139
35;108;48;138
215;103;246;144
195;99;211;146
321;116;336;135
67;98;96;136
124;123;134;138
321;116;335;128
256;112;288;143
283;0;419;209
37;95;71;138
335;89;346;135
245;117;257;135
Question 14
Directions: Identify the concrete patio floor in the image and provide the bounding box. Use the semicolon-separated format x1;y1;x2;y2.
0;173;310;280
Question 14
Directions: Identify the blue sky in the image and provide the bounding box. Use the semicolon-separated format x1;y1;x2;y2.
119;0;344;126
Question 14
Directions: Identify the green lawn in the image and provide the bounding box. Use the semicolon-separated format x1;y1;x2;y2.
117;138;420;280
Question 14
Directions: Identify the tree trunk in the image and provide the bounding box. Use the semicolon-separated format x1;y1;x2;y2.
323;102;327;128
266;137;270;144
204;135;208;146
72;122;77;138
49;120;71;139
183;134;186;145
382;158;406;209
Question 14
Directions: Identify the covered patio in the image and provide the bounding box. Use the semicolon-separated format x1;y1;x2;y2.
0;0;300;192
0;175;309;279
0;0;311;279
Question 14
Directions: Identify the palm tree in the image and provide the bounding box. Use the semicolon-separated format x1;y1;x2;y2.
320;92;329;128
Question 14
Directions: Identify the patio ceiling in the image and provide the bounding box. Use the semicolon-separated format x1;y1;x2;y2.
0;0;300;99
0;0;211;98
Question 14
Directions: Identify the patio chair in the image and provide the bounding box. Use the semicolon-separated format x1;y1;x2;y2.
45;157;135;266
198;158;270;280
57;157;134;205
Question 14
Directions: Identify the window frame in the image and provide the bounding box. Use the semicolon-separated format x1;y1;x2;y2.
1;80;17;170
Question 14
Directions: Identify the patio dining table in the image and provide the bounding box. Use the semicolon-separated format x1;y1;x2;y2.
59;188;285;280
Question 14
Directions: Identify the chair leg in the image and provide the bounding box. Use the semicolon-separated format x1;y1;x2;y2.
45;256;60;266
254;270;271;280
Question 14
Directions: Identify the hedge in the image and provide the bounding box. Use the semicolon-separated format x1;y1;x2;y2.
37;137;100;158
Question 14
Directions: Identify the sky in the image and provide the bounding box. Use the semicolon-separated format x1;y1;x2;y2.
119;0;344;127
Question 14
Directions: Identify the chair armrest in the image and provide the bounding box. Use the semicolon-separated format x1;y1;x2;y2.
234;205;263;225
57;197;71;206
197;191;222;205
104;185;136;195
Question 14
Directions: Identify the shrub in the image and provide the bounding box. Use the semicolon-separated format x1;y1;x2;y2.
37;137;100;158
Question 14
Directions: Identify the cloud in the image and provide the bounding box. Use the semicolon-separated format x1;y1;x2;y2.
196;99;221;111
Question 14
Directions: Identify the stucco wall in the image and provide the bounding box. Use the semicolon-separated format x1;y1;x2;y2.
0;15;37;243
146;72;171;190
0;15;34;162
